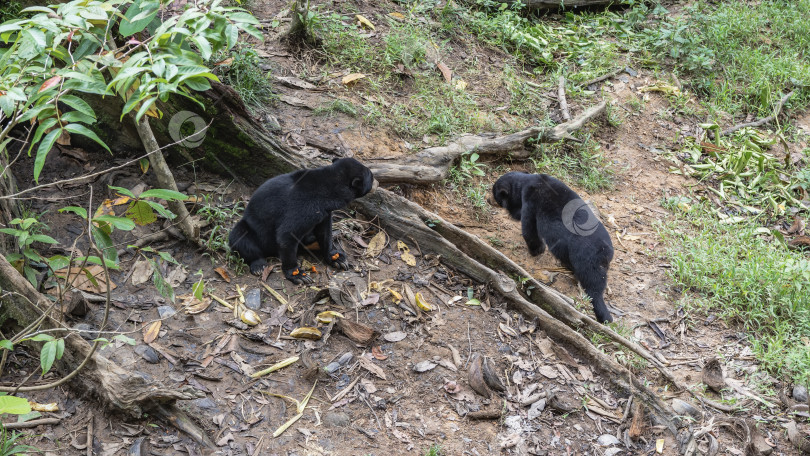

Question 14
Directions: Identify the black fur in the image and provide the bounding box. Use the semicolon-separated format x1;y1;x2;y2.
229;158;376;284
492;172;614;323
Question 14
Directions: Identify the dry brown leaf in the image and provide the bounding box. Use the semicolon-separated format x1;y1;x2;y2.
397;240;416;266
214;57;234;66
143;321;161;344
214;267;231;283
365;231;386;257
56;129;71;146
39;75;62;92
355;14;375;30
437;62;452;83
371;345;388;360
290;327;322;340
358;356;386;380
131;259;152;286
388;12;405;20
54;265;116;293
342;73;366;85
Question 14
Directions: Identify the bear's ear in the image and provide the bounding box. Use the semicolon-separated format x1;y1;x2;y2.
332;158;340;163
351;177;364;190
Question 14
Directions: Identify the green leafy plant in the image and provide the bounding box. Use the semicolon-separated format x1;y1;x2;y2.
0;217;56;286
0;0;261;182
213;46;276;108
0;394;35;456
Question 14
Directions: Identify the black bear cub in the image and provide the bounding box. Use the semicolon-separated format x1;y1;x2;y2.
229;158;376;284
492;172;614;323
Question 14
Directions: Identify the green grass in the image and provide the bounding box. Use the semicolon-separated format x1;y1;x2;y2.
530;134;614;192
424;444;443;456
621;1;810;117
659;203;810;386
213;46;276;108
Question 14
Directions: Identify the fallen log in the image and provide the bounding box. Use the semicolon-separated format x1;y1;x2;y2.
366;102;605;184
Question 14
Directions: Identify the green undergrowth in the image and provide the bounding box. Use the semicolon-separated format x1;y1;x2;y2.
531;133;615;192
659;202;810;386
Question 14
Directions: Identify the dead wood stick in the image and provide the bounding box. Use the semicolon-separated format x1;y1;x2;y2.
467;409;503;420
558;76;571;121
86;416;93;456
0;417;61;429
721;90;795;136
367;101;606;184
578;68;624;88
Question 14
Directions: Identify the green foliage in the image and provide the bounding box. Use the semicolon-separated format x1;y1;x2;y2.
660;206;810;385
196;194;245;269
424;444;443;456
531;135;614;192
314;99;358;117
0;1;21;24
0;396;31;416
0;0;261;182
136;246;179;303
213;46;276;108
0;426;35;456
671;126;805;216
0;217;55;286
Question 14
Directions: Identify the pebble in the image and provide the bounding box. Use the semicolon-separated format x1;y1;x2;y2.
323;411;351;428
244;288;261;310
793;385;809;403
671;398;702;421
597;434;621;447
157;305;176;319
134;344;160;363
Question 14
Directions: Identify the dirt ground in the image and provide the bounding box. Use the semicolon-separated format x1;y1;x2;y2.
4;1;810;455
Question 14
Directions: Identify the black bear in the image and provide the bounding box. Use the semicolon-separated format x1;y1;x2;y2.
492;172;614;323
229;158;377;284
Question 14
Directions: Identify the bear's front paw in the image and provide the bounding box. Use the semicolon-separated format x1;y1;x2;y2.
327;252;350;270
284;267;314;285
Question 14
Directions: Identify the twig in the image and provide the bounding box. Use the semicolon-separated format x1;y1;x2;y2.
558;76;571;121
0;417;61;429
86;416;94;456
720;90;795;136
578;67;624;88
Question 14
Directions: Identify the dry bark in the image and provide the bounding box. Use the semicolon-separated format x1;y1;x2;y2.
367;102;605;184
0;254;203;417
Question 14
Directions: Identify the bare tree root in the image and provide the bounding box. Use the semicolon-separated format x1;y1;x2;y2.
367;101;606;184
0;254;203;417
353;188;684;436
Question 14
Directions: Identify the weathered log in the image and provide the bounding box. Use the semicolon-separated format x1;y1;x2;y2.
366;101;605;184
0;254;203;417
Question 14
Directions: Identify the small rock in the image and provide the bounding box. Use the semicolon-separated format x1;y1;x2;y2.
597;434;621;447
702;357;726;393
671;398;702;421
324;362;342;374
338;352;354;365
604;449;624;456
74;323;96;340
618;75;630;83
134;344;160;364
323;411;351;428
793;385;809;403
624;66;638;77
244;288;261;310
192;397;219;411
157;305;176;319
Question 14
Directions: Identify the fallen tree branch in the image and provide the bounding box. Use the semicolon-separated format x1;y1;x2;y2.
558;76;571;121
578;68;624;88
367;101;606;184
1;417;61;429
353;188;683;435
721;90;794;136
